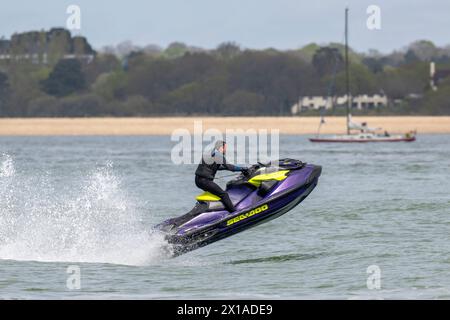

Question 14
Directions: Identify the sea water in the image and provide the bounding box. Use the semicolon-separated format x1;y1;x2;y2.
0;135;449;299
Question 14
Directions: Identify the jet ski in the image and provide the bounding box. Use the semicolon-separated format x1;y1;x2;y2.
156;158;321;256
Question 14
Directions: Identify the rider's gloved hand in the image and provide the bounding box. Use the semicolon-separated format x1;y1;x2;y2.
240;167;250;176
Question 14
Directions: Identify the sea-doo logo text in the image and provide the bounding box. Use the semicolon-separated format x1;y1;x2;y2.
226;204;269;226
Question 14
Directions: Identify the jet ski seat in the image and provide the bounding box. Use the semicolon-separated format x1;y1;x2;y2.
196;192;221;202
196;191;247;207
195;183;256;211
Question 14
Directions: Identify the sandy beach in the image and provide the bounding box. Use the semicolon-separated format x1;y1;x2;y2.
0;116;449;136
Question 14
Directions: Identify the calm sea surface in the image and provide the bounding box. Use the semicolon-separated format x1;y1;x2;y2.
0;134;449;299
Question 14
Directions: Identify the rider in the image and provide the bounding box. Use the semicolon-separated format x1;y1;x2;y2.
195;140;248;212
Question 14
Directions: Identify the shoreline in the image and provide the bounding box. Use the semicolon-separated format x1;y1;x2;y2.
0;116;449;136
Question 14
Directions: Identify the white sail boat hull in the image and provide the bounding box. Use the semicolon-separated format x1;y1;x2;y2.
309;133;416;143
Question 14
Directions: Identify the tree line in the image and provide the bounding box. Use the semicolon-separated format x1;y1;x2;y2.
1;39;450;117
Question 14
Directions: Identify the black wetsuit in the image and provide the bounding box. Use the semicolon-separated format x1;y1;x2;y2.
195;150;242;212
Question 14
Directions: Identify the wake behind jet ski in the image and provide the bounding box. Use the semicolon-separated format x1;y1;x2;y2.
156;158;321;256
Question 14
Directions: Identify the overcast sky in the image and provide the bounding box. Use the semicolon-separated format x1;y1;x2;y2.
0;0;448;53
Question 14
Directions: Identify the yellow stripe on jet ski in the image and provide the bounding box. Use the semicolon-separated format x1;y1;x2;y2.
196;191;221;201
226;204;269;226
247;170;289;187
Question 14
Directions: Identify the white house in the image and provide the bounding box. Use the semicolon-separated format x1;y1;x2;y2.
291;94;388;114
351;94;388;109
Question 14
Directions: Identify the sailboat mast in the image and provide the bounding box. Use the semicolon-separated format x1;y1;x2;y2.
345;7;350;134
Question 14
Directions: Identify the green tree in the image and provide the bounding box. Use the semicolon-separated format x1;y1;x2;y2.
6;64;50;116
164;42;188;59
362;57;384;73
57;94;106;116
0;72;10;116
295;43;321;63
41;59;86;97
404;49;420;64
84;53;121;85
312;47;343;77
163;75;228;115
228;51;320;114
407;40;438;61
222;90;265;115
215;42;241;60
376;63;429;99
419;79;450;115
335;63;377;95
92;70;127;101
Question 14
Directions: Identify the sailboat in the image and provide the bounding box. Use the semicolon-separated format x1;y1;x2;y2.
309;8;416;143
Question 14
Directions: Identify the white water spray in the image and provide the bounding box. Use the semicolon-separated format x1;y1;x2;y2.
0;153;15;177
0;156;170;266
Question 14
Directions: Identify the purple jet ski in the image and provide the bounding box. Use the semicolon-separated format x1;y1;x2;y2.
156;158;321;256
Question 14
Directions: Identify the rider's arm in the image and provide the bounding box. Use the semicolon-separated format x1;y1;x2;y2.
217;154;244;172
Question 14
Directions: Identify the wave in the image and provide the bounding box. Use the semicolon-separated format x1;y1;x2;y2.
226;252;327;265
